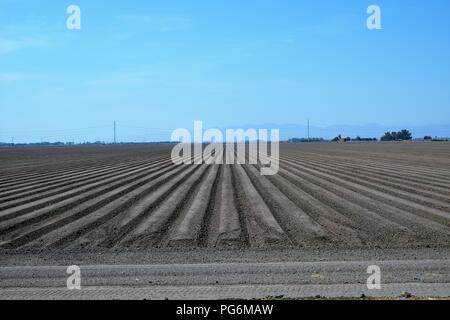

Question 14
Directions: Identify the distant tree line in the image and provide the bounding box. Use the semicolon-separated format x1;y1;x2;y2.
380;129;412;141
5;128;449;147
288;129;450;143
423;136;449;141
330;129;413;142
287;138;325;143
0;141;178;147
331;134;377;142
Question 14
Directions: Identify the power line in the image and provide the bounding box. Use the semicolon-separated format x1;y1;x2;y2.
0;125;112;135
0;123;177;144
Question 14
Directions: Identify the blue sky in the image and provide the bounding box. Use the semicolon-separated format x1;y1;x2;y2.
1;0;450;142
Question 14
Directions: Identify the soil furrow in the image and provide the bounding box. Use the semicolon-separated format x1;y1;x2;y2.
282;159;450;227
0;164;185;249
283;156;450;211
0;157;170;203
0;160;175;221
284;154;450;197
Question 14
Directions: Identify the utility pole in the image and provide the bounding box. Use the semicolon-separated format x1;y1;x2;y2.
11;137;14;146
307;120;310;142
114;121;116;144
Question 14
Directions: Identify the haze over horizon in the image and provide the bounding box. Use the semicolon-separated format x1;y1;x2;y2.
1;121;449;144
1;0;450;142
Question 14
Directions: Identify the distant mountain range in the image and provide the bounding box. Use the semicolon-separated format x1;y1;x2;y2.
228;123;450;140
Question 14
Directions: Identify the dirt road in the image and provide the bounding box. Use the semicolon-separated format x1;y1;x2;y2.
1;250;449;299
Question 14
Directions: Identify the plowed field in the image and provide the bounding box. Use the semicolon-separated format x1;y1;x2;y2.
0;142;449;253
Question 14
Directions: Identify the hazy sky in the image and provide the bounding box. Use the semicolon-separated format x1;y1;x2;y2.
1;0;450;142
